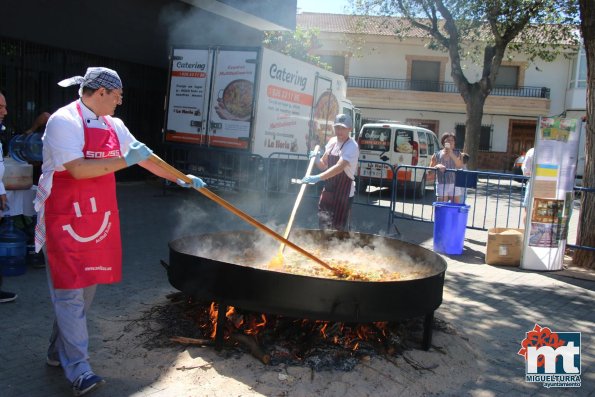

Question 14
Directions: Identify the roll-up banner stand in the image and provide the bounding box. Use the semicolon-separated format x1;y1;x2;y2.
521;117;581;271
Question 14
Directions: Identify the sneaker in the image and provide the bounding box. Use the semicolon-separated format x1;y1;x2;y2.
0;291;17;303
72;371;105;396
46;356;61;367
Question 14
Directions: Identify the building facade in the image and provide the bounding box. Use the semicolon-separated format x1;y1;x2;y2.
298;12;587;172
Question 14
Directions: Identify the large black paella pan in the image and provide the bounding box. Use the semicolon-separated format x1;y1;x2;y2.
166;229;447;349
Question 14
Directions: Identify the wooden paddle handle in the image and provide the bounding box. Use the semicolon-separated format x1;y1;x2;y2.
278;145;320;254
147;153;340;275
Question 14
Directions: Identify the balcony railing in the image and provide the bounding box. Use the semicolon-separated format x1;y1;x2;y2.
347;76;550;99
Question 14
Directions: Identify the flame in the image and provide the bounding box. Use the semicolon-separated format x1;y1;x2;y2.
245;314;267;335
205;302;395;352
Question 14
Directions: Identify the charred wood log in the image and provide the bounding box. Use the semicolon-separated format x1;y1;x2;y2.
230;333;271;365
170;336;213;346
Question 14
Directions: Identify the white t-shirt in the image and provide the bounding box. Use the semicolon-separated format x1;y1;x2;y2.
522;148;534;176
34;99;136;212
324;137;359;197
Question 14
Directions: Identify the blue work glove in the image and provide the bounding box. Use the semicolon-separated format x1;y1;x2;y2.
308;150;323;161
301;175;321;184
177;174;206;189
124;141;152;166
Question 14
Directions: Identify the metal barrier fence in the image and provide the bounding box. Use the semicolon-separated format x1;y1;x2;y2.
164;146;591;253
389;165;528;232
162;144;266;192
353;160;396;232
265;155;396;231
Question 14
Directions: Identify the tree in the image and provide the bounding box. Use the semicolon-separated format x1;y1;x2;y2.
575;0;594;269
353;0;580;170
263;26;332;70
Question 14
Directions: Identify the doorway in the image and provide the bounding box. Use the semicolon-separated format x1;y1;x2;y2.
508;119;537;170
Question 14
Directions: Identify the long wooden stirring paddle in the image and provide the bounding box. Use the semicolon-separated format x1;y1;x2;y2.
147;153;343;277
269;145;320;270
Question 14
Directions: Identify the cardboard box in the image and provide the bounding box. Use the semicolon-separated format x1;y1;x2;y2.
485;228;524;266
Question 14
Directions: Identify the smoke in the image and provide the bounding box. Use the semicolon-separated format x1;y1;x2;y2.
158;4;264;50
174;227;443;281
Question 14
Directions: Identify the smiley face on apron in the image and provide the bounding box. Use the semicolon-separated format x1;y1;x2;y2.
61;197;113;243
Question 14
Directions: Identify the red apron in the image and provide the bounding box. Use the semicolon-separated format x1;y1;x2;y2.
318;140;353;231
45;103;122;289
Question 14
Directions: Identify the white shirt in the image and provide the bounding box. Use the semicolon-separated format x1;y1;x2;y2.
522;148;534;177
34;99;136;212
325;137;359;197
34;99;137;251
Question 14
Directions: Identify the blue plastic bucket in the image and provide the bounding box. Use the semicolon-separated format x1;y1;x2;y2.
433;202;470;255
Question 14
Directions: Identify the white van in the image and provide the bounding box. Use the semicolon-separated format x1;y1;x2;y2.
356;122;440;197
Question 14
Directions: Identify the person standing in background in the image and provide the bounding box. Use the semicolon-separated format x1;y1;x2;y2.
301;114;359;231
35;67;205;396
521;147;535;223
430;132;464;202
23;111;51;185
0;90;17;303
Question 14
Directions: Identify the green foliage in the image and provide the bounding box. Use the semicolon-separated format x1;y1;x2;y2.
263;27;332;70
354;0;581;63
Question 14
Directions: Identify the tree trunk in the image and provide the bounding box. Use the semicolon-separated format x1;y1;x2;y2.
462;85;487;171
575;0;594;269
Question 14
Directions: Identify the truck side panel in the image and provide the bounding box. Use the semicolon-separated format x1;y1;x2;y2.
251;47;350;158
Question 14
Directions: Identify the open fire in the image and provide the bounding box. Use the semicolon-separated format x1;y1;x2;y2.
159;293;433;371
164;229;447;369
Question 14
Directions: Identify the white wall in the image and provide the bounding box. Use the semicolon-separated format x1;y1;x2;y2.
319;32;584;159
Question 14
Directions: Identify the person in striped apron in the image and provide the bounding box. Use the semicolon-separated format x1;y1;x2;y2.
302;114;359;231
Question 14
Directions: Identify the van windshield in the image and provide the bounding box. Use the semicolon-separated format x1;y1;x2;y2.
395;130;414;153
358;127;391;151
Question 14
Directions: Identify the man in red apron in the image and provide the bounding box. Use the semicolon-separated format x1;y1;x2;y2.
34;67;205;396
302;114;359;231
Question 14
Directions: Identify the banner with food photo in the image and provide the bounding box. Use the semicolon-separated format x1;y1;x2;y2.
252;47;341;157
521;117;581;271
165;48;212;143
209;49;257;149
312;90;339;147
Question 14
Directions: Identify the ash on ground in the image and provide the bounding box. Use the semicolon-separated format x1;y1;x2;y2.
134;293;447;372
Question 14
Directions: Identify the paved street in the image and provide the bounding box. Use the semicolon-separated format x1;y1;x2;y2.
0;180;592;396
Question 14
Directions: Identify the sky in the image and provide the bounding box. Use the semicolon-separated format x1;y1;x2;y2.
296;0;352;14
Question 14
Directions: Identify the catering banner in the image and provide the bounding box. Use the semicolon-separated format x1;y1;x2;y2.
207;49;258;149
521;117;581;271
165;48;212;144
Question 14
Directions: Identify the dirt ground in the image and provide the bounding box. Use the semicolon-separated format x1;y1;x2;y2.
87;296;481;397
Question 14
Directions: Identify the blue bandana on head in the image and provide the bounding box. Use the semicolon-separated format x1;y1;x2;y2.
58;67;123;96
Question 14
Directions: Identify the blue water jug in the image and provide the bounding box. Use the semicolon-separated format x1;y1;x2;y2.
8;134;28;163
24;133;43;162
8;132;43;163
0;217;28;276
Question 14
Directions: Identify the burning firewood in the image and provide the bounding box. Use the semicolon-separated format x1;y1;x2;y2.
230;333;271;365
170;336;213;346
